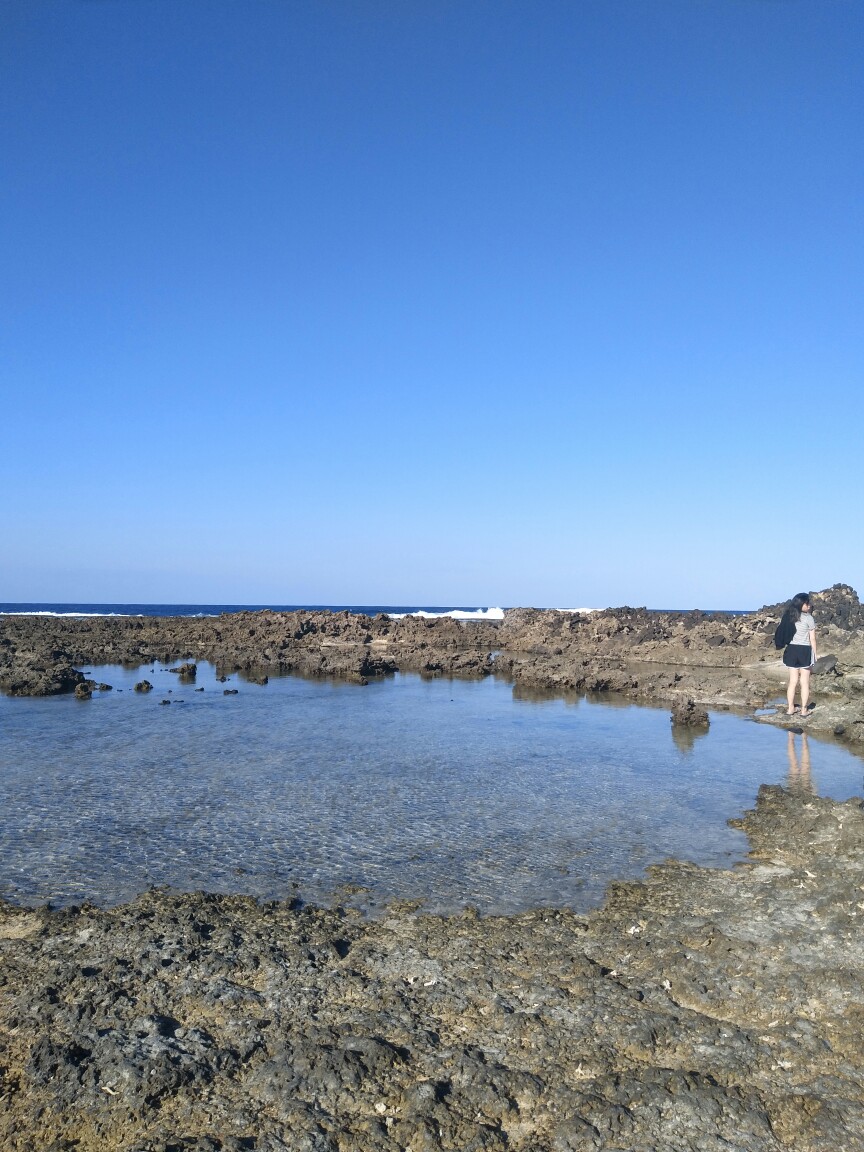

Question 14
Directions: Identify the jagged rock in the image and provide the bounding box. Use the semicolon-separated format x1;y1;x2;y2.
670;698;709;727
3;788;864;1151
2;585;863;743
134;680;153;693
73;682;92;700
168;662;197;678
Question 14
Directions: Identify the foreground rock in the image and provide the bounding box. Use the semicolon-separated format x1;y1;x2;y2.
1;786;863;1150
670;697;710;727
2;584;864;744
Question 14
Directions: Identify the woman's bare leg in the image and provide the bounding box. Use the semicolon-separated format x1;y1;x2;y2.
799;668;811;712
787;668;800;713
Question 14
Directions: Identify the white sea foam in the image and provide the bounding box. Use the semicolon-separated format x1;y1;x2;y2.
0;610;140;618
554;607;600;614
388;607;506;622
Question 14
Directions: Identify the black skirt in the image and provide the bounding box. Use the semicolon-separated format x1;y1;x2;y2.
783;644;812;668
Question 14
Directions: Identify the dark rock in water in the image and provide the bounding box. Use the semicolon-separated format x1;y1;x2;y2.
97;682;112;691
223;688;238;695
159;699;171;705
1;664;85;698
168;662;197;679
671;698;710;727
194;687;204;692
246;673;269;685
134;680;153;693
73;683;92;700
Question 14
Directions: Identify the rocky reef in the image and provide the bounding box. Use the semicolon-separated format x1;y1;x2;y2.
2;786;864;1150
2;583;864;745
3;590;864;1147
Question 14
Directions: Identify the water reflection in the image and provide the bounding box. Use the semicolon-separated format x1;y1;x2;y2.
787;731;815;795
511;682;583;706
671;723;710;755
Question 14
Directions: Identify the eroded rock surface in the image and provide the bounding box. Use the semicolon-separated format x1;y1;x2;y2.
3;584;864;745
2;787;863;1150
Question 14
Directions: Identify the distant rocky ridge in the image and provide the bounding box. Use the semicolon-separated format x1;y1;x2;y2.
2;583;864;743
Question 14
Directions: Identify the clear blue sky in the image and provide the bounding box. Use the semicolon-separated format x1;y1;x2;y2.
2;0;861;608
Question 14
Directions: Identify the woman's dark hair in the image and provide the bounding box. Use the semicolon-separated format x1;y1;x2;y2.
788;592;812;623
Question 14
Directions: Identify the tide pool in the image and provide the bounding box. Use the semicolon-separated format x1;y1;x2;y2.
1;665;861;914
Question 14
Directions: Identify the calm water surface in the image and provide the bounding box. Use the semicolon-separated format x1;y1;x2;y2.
1;664;862;914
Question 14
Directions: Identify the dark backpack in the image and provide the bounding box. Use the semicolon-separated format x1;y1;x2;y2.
774;612;795;650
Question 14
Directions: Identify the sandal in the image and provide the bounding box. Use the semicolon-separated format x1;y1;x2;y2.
785;708;800;716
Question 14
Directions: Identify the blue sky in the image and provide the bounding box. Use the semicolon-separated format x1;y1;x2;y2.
1;0;861;609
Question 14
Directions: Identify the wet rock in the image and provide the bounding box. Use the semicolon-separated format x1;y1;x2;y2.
0;662;85;697
223;688;238;695
74;682;92;700
168;662;197;679
2;585;863;743
3;789;864;1150
134;679;153;692
670;698;709;727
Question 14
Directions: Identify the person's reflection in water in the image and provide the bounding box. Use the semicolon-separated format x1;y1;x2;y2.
787;730;815;795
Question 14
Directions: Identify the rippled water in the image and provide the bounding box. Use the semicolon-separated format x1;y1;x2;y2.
1;664;862;914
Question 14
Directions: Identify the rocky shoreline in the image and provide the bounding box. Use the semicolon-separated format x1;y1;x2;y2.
3;586;864;1149
2;786;864;1150
3;583;864;744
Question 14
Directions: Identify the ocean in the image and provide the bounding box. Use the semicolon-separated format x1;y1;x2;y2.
0;602;508;620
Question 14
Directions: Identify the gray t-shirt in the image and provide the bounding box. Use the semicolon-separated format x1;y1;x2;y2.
791;612;815;646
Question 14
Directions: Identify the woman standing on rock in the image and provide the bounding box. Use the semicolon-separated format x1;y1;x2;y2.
782;592;817;716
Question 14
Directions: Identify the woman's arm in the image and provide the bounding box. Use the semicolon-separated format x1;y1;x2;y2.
810;626;817;664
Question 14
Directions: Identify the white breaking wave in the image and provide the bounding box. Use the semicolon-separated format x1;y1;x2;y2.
388;607;505;621
554;607;600;614
0;610;140;618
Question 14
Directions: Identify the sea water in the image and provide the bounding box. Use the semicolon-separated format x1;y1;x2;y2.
1;662;862;915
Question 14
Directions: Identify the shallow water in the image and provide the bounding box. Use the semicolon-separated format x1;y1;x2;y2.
1;664;862;914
